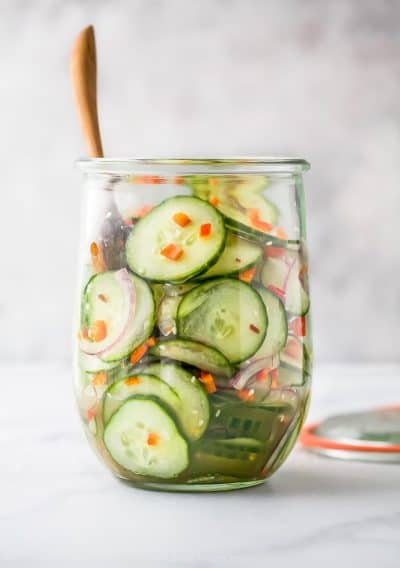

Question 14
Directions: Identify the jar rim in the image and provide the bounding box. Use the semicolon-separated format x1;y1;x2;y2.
76;156;310;176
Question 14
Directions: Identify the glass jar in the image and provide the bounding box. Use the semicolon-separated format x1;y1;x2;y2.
74;157;312;491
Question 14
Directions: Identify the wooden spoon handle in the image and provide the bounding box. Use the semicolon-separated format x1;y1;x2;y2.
70;25;104;158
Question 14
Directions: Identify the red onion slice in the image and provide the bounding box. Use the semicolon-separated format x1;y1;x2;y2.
80;269;136;356
230;355;279;390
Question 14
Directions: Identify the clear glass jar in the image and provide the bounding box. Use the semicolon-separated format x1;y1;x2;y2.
74;158;312;491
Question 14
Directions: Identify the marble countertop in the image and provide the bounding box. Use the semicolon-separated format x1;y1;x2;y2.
1;363;400;567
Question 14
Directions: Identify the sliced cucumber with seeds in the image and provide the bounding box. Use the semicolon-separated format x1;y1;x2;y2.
149;338;233;379
104;397;189;478
261;252;310;315
197;232;262;279
135;362;210;441
126;196;226;283
103;373;181;424
255;287;288;357
177;278;267;364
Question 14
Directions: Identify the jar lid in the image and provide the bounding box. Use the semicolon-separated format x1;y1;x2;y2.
300;406;400;463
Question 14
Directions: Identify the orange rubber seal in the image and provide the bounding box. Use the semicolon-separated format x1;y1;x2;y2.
300;421;400;454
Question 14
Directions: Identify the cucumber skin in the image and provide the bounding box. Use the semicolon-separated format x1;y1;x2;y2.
149;338;233;379
125;195;227;284
177;278;268;364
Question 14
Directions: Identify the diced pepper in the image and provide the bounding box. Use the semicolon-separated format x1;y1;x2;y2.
161;243;184;261
264;246;286;258
239;266;257;283
173;212;191;227
132;205;153;218
90;241;106;273
285;338;303;359
249;323;260;334
267;285;286;301
256;368;270;382
129;342;149;365
124;376;141;386
92;372;107;386
275;227;288;240
199;371;217;394
86;408;96;421
238;388;255;402
270;368;279;388
199;223;212;237
248;209;273;232
209;195;219;206
88;320;107;342
289;316;307;337
147;432;160;446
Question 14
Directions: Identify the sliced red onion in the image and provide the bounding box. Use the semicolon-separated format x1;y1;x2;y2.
80;268;136;356
230;355;279;390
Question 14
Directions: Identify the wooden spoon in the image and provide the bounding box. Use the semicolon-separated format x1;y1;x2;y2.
70;26;128;270
70;25;104;157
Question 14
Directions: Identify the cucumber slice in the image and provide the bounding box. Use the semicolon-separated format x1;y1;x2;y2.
79;352;120;374
177;278;267;364
280;335;309;373
197;232;262;279
261;253;310;315
136;362;210;441
157;295;181;336
191;437;267;478
189;176;279;241
104;397;189;478
126;196;226;283
149;339;233;379
277;365;307;387
81;270;155;362
254;287;288;357
103;373;181;424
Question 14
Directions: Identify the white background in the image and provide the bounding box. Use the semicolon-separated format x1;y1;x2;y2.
1;0;399;364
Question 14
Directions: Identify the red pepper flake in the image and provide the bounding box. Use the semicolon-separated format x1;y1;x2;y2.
133;175;164;184
267;285;286;301
209;195;219;206
275;227;288;240
146;336;156;347
78;327;89;340
249;323;260;334
161;243;184;261
256;368;270;382
98;293;107;303
123;218;134;226
172;176;184;185
199;223;212;237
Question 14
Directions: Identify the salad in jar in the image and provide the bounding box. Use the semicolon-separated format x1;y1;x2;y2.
75;167;312;491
